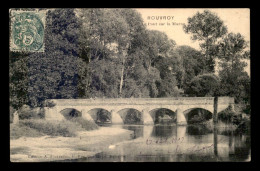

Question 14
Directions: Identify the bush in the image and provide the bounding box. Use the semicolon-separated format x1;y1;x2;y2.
187;109;212;124
188;115;205;124
11;117;99;139
97;109;111;123
61;109;82;120
44;100;56;108
185;74;220;97
124;109;143;124
18;105;31;119
235;117;250;135
19;119;83;137
18;105;45;120
69;117;99;130
218;105;236;123
10;123;44;139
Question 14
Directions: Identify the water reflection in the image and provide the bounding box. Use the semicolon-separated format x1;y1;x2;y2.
228;134;251;161
122;125;143;139
151;125;177;138
66;124;250;162
187;125;212;135
214;125;218;157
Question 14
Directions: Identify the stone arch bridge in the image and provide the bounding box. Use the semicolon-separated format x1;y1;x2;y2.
44;97;234;125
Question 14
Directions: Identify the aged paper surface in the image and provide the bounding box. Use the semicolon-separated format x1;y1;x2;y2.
9;8;250;162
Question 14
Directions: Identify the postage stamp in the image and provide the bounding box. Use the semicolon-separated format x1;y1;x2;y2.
9;10;46;52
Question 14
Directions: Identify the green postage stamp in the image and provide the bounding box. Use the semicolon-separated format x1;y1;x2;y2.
10;10;46;52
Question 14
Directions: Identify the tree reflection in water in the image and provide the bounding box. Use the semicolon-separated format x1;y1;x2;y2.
151;125;177;138
187;125;213;135
59;124;251;162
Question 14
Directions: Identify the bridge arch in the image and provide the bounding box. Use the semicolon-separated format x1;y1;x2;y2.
149;108;176;124
183;108;213;124
87;108;111;123
45;97;234;124
59;108;82;120
117;108;143;124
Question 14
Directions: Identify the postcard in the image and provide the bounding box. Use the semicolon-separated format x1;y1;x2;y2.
9;8;250;162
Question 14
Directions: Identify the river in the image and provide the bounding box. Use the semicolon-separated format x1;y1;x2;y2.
68;123;250;162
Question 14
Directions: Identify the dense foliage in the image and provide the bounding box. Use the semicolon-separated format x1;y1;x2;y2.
185;74;220;97
9;9;250;115
184;10;228;73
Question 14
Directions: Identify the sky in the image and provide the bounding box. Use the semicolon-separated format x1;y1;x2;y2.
135;8;250;75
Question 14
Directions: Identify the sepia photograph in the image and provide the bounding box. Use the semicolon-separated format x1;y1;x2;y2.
9;8;250;162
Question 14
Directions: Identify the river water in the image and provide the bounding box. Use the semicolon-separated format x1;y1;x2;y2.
72;124;251;162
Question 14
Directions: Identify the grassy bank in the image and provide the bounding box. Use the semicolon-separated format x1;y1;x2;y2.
10;127;133;162
10;118;99;139
10;123;45;139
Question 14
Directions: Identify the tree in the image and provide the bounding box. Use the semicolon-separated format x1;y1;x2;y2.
174;45;205;91
185;74;220;97
217;33;249;70
9;52;29;110
18;8;183;104
78;9;131;98
219;67;250;103
143;30;180;97
153;55;180;97
27;9;85;107
78;9;163;98
217;32;250;103
184;10;227;73
9;9;31;110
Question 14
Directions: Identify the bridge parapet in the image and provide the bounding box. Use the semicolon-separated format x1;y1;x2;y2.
44;96;234;124
47;96;234;106
218;96;234;104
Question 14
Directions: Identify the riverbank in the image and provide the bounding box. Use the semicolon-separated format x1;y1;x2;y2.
10;126;133;162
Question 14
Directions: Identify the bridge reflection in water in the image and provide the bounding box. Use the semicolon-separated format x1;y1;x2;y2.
48;97;249;162
68;124;250;162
